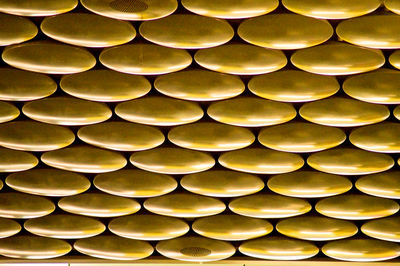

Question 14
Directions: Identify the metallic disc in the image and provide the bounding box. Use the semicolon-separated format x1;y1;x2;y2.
0;236;71;259
181;0;278;19
248;70;339;103
180;170;264;197
0;218;20;238
100;44;192;75
268;171;352;198
282;0;381;19
58;193;141;217
0;192;55;219
0;13;37;46
299;97;389;127
168;122;255;151
395;105;400;120
356;171;400;199
24;214;105;239
6;169;90;197
2;41;96;74
229;194;311;218
130;148;214;175
94;169;177;198
109;214;189;240
23;97;112;126
156;236;235;262
60;69;150;102
386;0;400;14
291;42;385;75
194;44;287;75
192;214;273;241
0;0;77;16
276;216;358;241
41;13;136;47
389;50;400;70
316;194;399;220
81;0;177;21
362;217;400;242
0;68;56;101
218;148;304;174
154;70;244;102
139;14;233;49
144;193;225;218
238;14;333;49
207;97;296;127
115;96;203;126
259;122;346;153
74;236;153;260
78;122;164;151
0;148;37;172
307;148;394;175
239;236;319;260
41;146;127;173
322;239;400;262
0;101;19;123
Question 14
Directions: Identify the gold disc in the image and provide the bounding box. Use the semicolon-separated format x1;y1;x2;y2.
307;148;394;175
0;218;20;238
60;69;150;102
130;148;214;175
238;14;333;49
94;169;177;198
115;96;203;126
168;122;255;151
100;44;192;75
74;236;153;260
156;236;235;262
109;214;189;240
268;171;352;198
291;42;385;75
22;97;112;126
81;0;177;21
181;0;278;19
229;194;311;218
282;0;381;19
276;216;358;241
385;0;400;14
207;97;296;127
139;14;233;49
41;146;127;173
41;13;136;47
0;148;37;172
192;214;273;241
24;214;105;239
0;101;19;123
356;171;400;199
0;192;54;219
299;97;389;127
389;50;400;70
248;70;339;103
0;68;56;101
0;236;71;259
0;0;77;16
316;194;399;220
58;193;140;217
2;41;96;74
395;105;400;120
144;193;225;218
259;122;346;153
322;239;400;262
218;148;304;174
362;217;400;242
154;70;244;101
180;170;264;197
194;44;287;75
0;13;37;46
239;236;319;260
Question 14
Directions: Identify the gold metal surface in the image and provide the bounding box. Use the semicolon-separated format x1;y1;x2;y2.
0;148;38;172
316;194;399;220
139;14;233;49
389;50;400;70
192;214;273;241
194;44;287;75
356;171;400;199
0;101;19;124
144;193;225;218
258;122;346;153
395;105;400;120
0;0;77;16
0;13;37;46
0;218;20;238
268;171;352;198
386;0;400;14
109;214;189;240
362;217;400;242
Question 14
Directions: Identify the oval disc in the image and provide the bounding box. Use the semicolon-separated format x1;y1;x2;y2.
362;217;400;242
386;0;400;14
0;13;37;46
395;105;400;120
0;192;54;219
356;171;400;199
0;101;19;123
0;148;37;172
0;0;78;16
0;218;21;238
